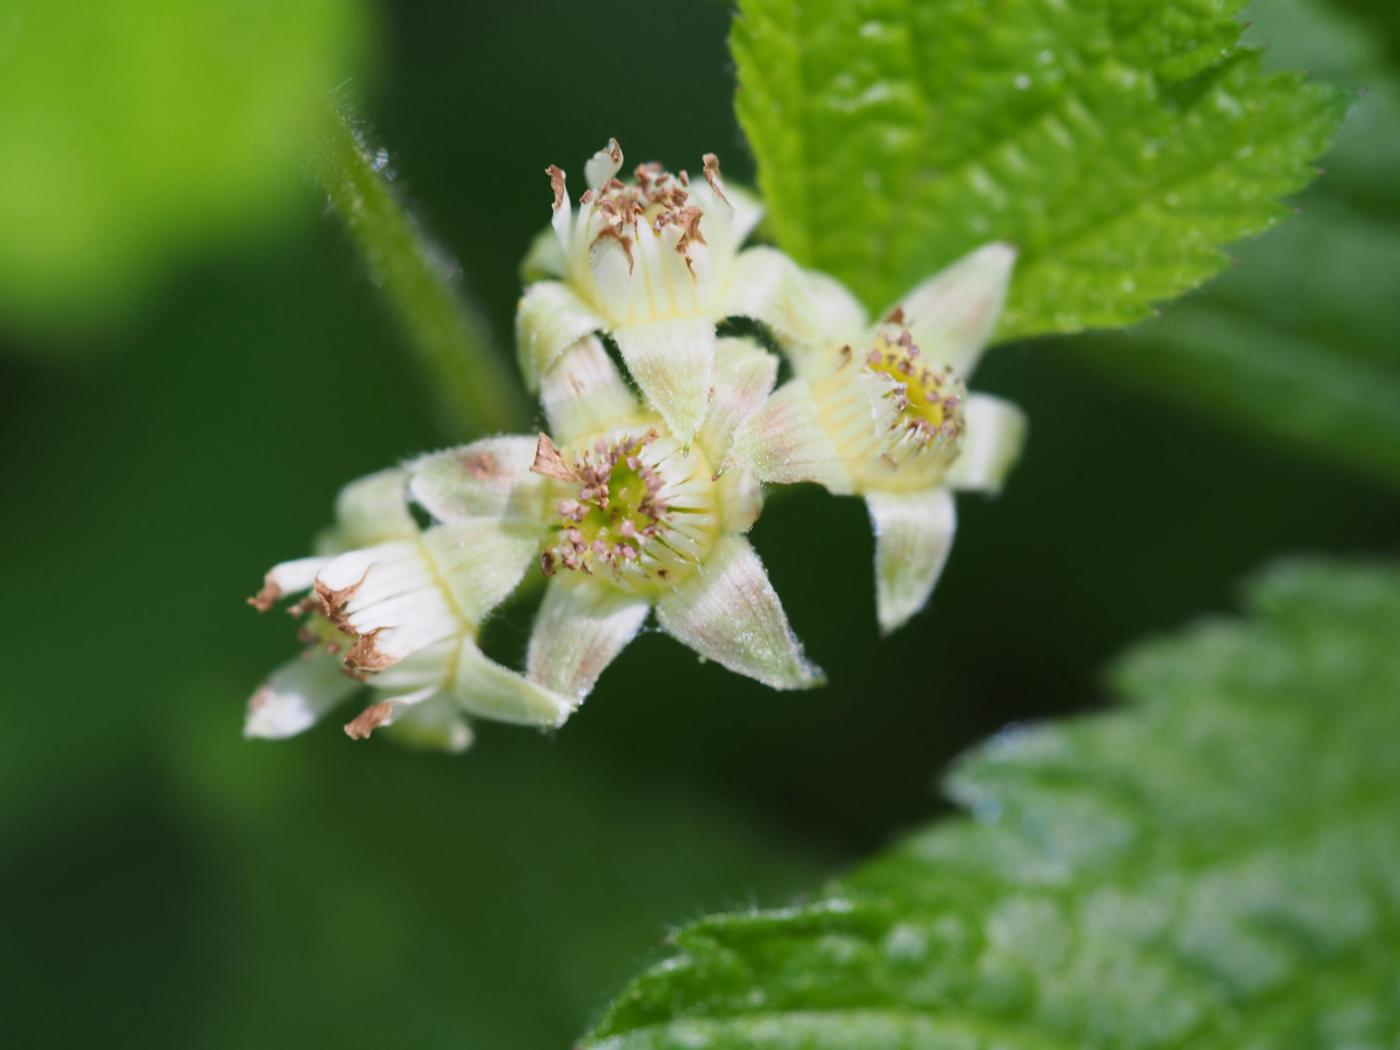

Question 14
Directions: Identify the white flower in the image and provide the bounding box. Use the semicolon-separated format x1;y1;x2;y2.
516;139;806;444
410;334;822;703
737;243;1027;635
245;468;573;751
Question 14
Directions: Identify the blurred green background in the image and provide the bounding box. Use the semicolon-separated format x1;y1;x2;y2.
2;1;1398;1047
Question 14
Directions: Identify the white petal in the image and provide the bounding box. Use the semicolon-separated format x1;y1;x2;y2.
698;337;779;467
521;227;567;282
316;542;460;670
250;555;330;610
452;640;577;728
734;379;854;493
722;249;867;365
721;183;765;253
866;488;957;636
584;138;623;190
409;436;547;523
546;165;572;250
690;171;763;256
342;685;438;741
587;229;638;323
946;394;1027;495
892;243;1016;375
527;578;650;702
245;653;360;740
539;335;641;443
656;535;822;690
381;695;474;753
334;468;416;546
516;281;605;390
613;319;716;445
422;520;540;627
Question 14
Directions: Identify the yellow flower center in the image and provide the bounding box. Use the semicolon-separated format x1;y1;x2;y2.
534;429;720;592
864;327;967;452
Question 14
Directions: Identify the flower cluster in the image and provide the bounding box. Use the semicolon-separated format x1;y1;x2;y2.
246;141;1024;750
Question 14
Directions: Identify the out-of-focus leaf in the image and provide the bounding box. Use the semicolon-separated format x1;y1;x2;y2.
0;0;366;335
731;0;1345;337
1076;0;1400;487
584;558;1400;1047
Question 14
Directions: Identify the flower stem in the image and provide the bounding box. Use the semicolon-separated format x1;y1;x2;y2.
308;99;530;437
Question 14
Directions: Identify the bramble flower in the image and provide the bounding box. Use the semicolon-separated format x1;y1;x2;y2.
410;334;822;702
245;468;573;751
737;244;1027;635
516;139;803;444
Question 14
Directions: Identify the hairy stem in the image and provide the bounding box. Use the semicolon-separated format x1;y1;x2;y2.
308;100;530;436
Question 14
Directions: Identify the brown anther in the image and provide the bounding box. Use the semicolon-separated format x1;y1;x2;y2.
546;165;567;212
346;628;399;674
531;433;579;482
344;702;395;741
313;570;370;633
248;577;281;612
701;153;729;204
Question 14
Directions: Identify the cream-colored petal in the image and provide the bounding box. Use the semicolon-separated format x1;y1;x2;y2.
946;394;1027;495
245;653;360;740
539;335;642;444
381;695;474;753
422;520;541;627
584;138;623;190
516;281;604;390
452;640;577;728
249;555;330;610
409;436;547;523
547;164;572;250
690;176;763;258
342;685;439;741
723;249;867;367
526;577;650;702
613;319;716;445
521;227;567;283
891;243;1016;375
698;337;779;467
734;379;854;493
335;468;416;546
866;488;957;636
656;535;822;690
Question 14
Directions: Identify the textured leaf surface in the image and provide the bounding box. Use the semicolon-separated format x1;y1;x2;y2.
731;0;1346;337
1074;0;1400;487
584;559;1400;1047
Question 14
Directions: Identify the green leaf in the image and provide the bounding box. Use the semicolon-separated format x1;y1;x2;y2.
583;558;1400;1047
1071;0;1400;487
732;0;1347;339
0;0;366;335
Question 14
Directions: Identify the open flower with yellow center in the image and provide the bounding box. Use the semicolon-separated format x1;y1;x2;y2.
409;334;822;702
516;138;803;445
245;468;573;751
737;243;1027;635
